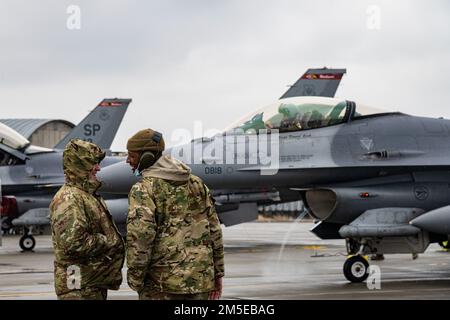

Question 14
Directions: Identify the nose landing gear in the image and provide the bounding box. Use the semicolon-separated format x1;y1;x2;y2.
343;238;371;283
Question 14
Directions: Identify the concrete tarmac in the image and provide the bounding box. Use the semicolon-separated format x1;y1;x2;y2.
1;221;450;300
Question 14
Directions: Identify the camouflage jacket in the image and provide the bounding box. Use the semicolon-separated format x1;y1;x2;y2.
50;139;125;296
126;155;224;294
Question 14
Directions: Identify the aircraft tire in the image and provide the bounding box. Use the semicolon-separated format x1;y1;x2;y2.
343;255;369;283
1;217;12;232
19;235;36;251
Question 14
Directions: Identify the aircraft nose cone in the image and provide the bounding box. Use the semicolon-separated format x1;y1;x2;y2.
98;161;139;194
410;205;450;235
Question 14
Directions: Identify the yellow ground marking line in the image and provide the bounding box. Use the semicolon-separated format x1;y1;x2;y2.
302;246;326;250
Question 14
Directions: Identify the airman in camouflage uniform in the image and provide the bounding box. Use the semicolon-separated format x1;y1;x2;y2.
50;139;125;300
126;129;224;300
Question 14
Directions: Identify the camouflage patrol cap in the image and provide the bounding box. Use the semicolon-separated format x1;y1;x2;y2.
126;128;165;153
63;139;106;176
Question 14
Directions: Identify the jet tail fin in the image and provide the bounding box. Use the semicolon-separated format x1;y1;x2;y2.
280;67;346;99
54;98;132;150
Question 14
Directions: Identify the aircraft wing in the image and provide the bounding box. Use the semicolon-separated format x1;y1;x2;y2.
280;67;346;99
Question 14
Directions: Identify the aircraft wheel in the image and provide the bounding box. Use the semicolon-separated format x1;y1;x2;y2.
19;235;36;251
343;255;369;283
1;217;12;232
439;241;450;250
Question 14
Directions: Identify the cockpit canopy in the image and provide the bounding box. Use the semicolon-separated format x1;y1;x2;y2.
0;122;30;150
0;122;55;166
225;96;391;134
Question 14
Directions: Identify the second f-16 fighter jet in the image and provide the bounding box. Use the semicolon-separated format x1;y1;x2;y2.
0;98;131;250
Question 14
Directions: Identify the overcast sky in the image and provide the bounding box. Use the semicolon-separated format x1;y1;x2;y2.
1;0;449;151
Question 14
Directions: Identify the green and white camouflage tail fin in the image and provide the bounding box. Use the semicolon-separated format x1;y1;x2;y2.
54;98;131;150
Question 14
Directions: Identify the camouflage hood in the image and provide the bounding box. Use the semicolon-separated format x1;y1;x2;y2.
142;154;191;181
63;139;106;194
